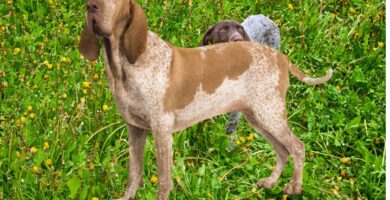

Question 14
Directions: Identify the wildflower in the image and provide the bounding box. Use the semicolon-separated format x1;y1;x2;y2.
340;157;351;165
15;119;21;126
239;136;246;143
13;48;21;55
89;163;95;170
46;159;52;166
0;116;5;121
331;13;337;18
102;104;109;112
235;139;241;145
48;0;54;5
20;116;26;123
288;3;294;10
335;85;341;91
337;176;342;181
16;151;21;158
32;166;41;174
378;42;384;48
282;194;288;200
47;63;53;70
93;73;100;80
92;198;99;200
354;32;360;38
247;133;254;141
6;0;13;4
82;81;90;89
349;178;356;185
43;142;49;150
340;169;346;177
332;186;339;195
349;7;356;14
150;174;158;184
30;147;38;153
29;113;35;120
27;106;33;112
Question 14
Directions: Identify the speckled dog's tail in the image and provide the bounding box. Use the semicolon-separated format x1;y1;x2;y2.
289;63;333;85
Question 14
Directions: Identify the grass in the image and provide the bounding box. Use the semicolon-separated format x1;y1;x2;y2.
0;0;385;199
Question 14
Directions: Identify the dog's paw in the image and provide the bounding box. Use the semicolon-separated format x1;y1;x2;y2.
257;178;277;188
283;181;302;195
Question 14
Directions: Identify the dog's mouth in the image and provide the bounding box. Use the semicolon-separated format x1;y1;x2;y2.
92;20;110;38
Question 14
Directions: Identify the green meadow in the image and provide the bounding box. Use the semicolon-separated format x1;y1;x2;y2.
0;0;385;199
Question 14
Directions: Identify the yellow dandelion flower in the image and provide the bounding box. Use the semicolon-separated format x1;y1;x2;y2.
288;3;294;10
378;42;384;48
340;169;346;177
247;133;254;141
27;106;33;112
32;166;41;174
239;136;246;143
20;116;26;123
349;7;356;14
29;113;35;120
46;159;52;166
83;89;88;94
48;0;54;5
43;142;49;150
150;174;158;184
235;139;241;145
102;104;109;112
91;198;99;200
349;178;356;185
6;0;13;4
47;63;53;70
16;151;21;158
340;157;351;165
82;81;90;89
282;194;288;200
15;119;21;126
337;176;342;181
30;147;38;153
13;48;21;55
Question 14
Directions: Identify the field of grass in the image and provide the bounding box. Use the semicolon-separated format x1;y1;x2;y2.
0;0;385;199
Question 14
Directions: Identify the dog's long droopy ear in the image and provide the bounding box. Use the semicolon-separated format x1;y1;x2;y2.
199;25;215;46
122;1;148;64
79;21;100;61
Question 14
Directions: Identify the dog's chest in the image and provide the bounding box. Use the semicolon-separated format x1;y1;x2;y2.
104;32;173;127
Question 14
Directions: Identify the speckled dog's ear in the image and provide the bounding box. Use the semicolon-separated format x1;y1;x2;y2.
199;25;215;46
79;19;100;61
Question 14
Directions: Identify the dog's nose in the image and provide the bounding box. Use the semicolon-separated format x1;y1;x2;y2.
231;36;244;42
86;2;99;13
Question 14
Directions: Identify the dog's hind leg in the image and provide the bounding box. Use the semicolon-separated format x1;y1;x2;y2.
121;124;148;200
246;103;305;194
242;111;289;188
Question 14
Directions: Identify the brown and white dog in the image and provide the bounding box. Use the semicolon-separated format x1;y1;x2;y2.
79;0;333;199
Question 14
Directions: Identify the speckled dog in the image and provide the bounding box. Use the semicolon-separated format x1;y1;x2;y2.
79;0;332;199
200;16;281;151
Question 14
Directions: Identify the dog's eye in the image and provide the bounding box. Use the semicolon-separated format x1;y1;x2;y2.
219;28;226;33
238;27;244;32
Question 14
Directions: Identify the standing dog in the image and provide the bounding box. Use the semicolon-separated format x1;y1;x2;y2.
79;0;332;199
200;18;281;150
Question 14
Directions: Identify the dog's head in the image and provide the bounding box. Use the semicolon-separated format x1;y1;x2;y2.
79;0;147;63
199;20;250;46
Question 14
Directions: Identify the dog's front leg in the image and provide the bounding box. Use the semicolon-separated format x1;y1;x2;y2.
120;124;148;200
153;131;173;200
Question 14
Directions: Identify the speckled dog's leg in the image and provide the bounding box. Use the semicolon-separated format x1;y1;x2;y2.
153;131;174;200
120;124;148;200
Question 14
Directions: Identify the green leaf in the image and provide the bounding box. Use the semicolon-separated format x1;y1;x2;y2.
67;175;81;199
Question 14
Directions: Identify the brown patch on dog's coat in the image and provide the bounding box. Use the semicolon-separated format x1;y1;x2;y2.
163;43;253;112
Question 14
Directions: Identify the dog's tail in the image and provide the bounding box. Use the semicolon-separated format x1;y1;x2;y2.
289;63;333;85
